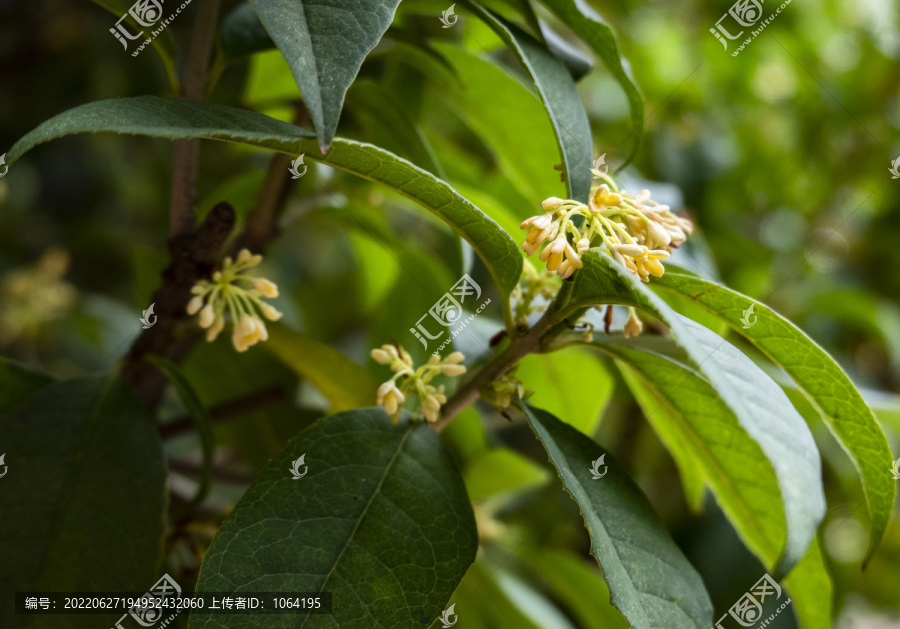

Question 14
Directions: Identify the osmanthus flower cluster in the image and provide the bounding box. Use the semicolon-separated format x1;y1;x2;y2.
520;178;693;282
371;344;467;423
186;249;283;352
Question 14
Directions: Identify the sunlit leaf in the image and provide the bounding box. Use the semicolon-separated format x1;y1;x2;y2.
564;252;826;575
653;268;894;562
472;3;593;202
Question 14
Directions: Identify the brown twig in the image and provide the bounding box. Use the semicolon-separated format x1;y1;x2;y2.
168;458;256;485
160;385;285;439
169;0;222;237
433;308;559;432
234;105;310;253
122;202;235;408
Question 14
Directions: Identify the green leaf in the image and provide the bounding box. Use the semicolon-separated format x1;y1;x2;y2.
522;404;713;628
602;340;785;565
189;408;477;628
463;448;549;501
517;348;613;435
540;22;594;81
431;43;566;206
0;356;54;415
518;547;631;629
538;0;644;166
0;376;167;628
8;96;522;314
148;355;214;509
247;0;402;149
784;539;832;629
652;268;894;562
471;4;593;202
346;79;444;177
264;325;378;411
565;252;826;575
89;0;178;92
444;559;543;629
219;2;273;61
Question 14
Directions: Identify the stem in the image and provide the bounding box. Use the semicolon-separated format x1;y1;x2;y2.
236;105;308;253
160;385;285;439
168;0;222;237
432;306;559;432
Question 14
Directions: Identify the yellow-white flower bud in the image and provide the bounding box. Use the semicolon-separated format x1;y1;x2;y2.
624;311;643;337
541;197;564;211
445;351;465;364
371;348;393;364
442;364;467;377
259;302;282;321
187;295;204;315
252;277;279;298
206;317;225;342
613;243;645;257
199;304;216;328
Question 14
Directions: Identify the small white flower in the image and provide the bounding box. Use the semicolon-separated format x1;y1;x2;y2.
199;303;216;328
376;381;406;416
252;277;279;298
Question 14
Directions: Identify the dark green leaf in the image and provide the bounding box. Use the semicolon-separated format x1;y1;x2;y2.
565;252;826;575
523;404;713;628
219;2;273;61
189;408;477;628
7;96;522;313
0;356;54;415
471;4;593;202
248;0;402;149
0;376;167;628
652;268;894;562
90;0;178;91
148;355;214;509
538;0;644;166
541;22;594;81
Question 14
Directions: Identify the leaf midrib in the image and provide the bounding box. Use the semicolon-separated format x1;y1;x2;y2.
297;424;415;629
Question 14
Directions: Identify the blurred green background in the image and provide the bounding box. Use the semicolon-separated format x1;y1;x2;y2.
1;0;899;627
